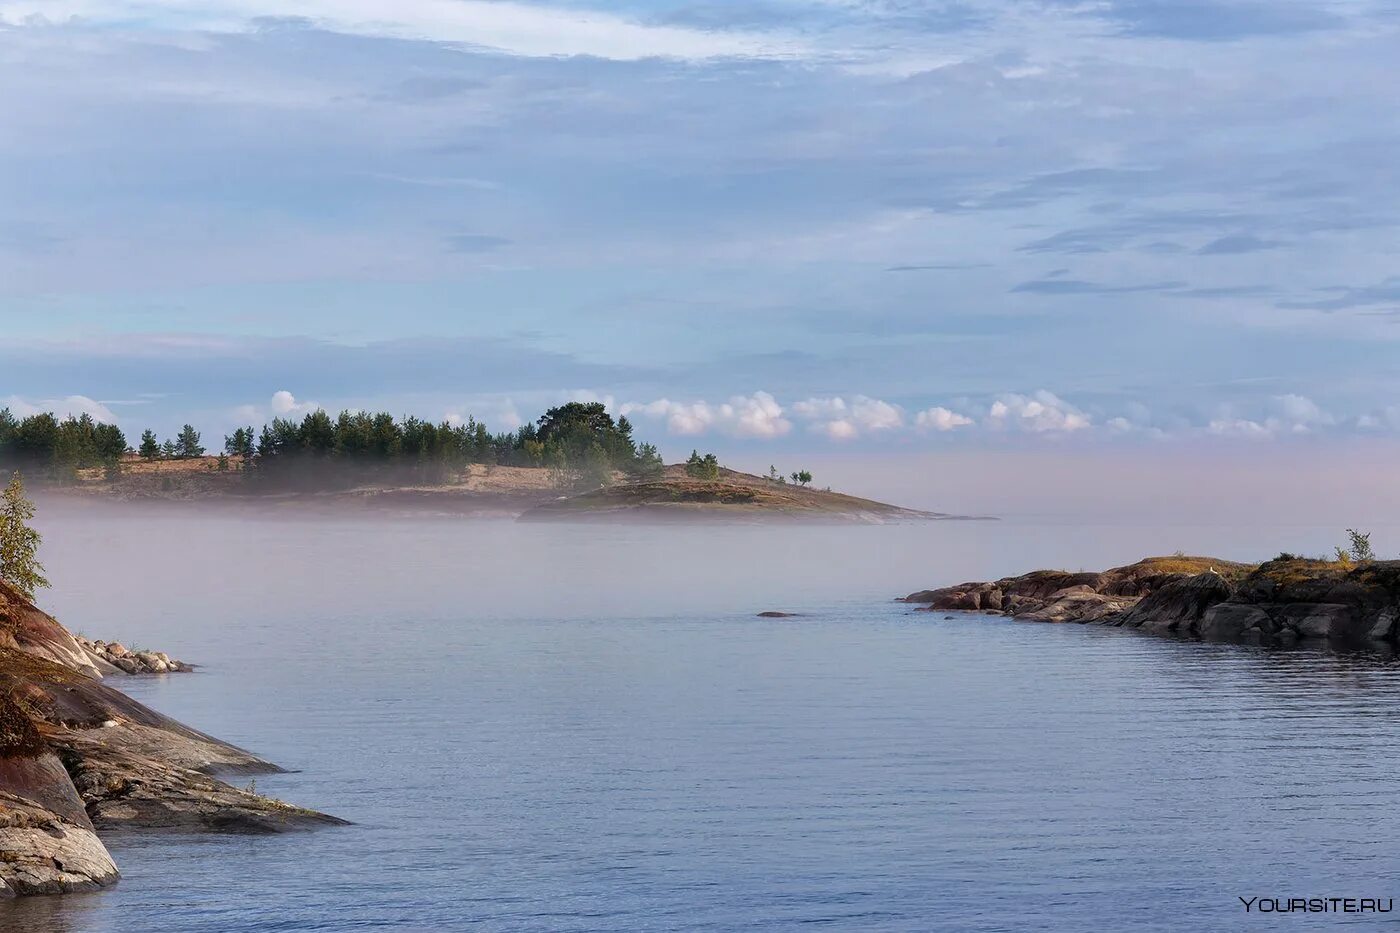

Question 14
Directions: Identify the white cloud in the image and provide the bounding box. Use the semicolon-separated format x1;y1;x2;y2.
792;395;904;441
231;390;318;425
445;397;522;431
270;389;318;417
1208;395;1332;438
1207;418;1276;438
1358;406;1400;431
985;391;1090;433
622;392;791;439
560;390;616;413
914;406;973;432
819;419;860;441
0;0;806;62
2;394;118;423
1274;393;1331;427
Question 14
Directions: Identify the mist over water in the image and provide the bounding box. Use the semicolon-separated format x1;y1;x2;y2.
5;501;1400;931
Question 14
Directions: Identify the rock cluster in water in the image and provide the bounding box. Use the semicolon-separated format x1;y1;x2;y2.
0;581;345;898
73;635;191;674
904;556;1400;645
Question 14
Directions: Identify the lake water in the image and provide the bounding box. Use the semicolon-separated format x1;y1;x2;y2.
4;501;1400;931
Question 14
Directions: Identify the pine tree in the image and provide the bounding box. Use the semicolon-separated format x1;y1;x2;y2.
224;426;255;459
633;442;664;479
686;450;720;480
0;472;49;600
139;429;161;460
175;424;204;459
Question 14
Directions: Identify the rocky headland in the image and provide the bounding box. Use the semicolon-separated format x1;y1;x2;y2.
520;464;971;523
904;555;1400;645
0;581;343;898
46;459;971;524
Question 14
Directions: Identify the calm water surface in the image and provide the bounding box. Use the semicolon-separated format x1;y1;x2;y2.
4;502;1399;931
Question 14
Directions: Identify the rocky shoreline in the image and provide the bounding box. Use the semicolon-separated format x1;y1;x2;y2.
73;635;192;674
0;581;344;898
904;555;1400;645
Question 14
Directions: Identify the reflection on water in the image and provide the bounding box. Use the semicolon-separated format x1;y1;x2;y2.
3;502;1399;932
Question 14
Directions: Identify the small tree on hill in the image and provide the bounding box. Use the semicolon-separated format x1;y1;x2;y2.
1346;529;1375;562
577;442;613;491
0;472;49;600
139;429;161;460
175;424;204;459
685;450;720;480
224;426;255;460
161;439;178;459
633;442;664;480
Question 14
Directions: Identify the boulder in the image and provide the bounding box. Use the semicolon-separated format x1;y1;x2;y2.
0;694;118;897
1199;604;1273;641
1117;572;1235;635
1278;603;1357;640
1367;609;1399;641
0;756;120;897
1018;591;1136;624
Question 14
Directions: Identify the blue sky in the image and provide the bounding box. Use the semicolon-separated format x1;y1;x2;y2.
2;0;1399;462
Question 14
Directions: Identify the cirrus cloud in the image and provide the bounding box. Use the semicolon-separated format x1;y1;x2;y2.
0;0;808;62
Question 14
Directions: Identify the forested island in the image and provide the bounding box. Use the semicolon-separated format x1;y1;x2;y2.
0;401;663;487
0;403;946;522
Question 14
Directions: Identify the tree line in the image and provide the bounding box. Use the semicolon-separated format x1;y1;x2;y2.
0;410;127;480
237;401;663;488
0;402;666;490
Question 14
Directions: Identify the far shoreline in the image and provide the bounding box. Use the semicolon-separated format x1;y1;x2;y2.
30;458;990;524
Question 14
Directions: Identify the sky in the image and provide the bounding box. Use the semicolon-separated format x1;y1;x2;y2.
3;0;1400;503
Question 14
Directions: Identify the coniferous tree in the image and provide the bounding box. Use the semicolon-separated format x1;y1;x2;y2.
0;408;14;460
139;430;161;460
686;450;720;480
175;424;204;459
633;443;664;479
0;472;49;600
224;426;255;459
